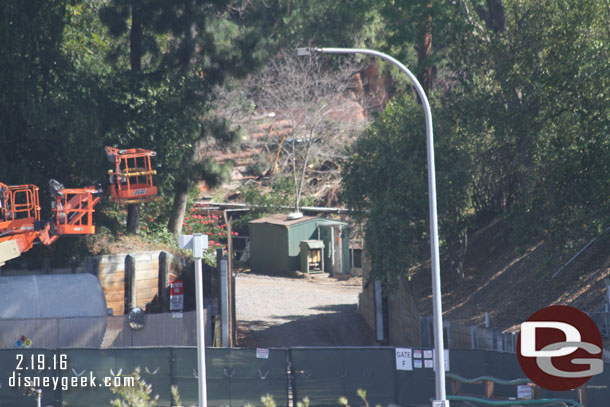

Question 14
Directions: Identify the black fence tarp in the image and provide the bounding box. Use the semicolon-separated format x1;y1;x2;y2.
290;348;396;407
0;348;289;407
0;347;608;407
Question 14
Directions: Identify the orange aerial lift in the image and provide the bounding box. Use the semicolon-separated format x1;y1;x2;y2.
105;146;159;204
0;180;102;266
0;146;158;266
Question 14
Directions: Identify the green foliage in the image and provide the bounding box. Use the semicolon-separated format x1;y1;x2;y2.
246;394;310;407
296;397;310;407
235;176;316;226
344;0;610;284
138;199;178;245
245;393;276;407
268;0;382;49
448;0;610;257
338;388;380;407
170;385;182;406
342;95;469;286
109;367;159;407
236;177;297;225
0;1;106;187
182;205;238;266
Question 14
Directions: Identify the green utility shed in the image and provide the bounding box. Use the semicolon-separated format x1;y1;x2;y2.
248;213;349;275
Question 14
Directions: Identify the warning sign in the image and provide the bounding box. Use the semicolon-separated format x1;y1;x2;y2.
170;280;184;311
256;348;270;359
517;385;532;400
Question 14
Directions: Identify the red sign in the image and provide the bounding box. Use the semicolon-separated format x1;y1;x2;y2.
170;280;184;296
170;280;184;311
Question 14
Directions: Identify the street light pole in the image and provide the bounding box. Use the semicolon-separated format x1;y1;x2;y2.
296;47;448;406
179;233;209;407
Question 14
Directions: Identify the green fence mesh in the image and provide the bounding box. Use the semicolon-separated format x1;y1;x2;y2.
0;348;607;407
290;348;396;407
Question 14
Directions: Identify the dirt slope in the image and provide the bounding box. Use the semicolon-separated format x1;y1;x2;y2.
409;218;610;332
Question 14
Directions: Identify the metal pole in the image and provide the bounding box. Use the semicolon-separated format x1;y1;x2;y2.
193;243;208;407
181;234;209;407
297;47;447;405
220;257;230;347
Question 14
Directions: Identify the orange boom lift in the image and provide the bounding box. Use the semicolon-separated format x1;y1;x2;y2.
0;146;157;266
0;180;102;266
105;146;159;203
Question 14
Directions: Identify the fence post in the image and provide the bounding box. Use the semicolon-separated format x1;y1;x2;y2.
159;251;170;313
125;254;136;313
224;212;236;347
220;255;229;347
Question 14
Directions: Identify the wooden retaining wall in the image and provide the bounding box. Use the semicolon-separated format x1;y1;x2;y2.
1;251;193;316
358;247;516;351
93;251;188;315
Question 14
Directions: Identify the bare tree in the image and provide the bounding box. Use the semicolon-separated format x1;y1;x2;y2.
248;53;367;213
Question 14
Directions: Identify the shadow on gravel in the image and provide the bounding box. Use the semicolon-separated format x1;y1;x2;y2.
237;307;376;348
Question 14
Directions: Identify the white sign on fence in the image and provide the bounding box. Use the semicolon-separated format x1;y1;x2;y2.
517;385;532;400
256;348;270;359
395;348;413;371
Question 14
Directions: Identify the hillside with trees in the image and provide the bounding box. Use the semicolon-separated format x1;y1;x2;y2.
2;1;610;323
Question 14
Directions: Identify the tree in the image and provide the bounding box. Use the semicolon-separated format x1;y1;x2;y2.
342;95;469;287
344;0;610;287
0;0;108;197
98;0;278;236
376;0;467;94
248;53;366;214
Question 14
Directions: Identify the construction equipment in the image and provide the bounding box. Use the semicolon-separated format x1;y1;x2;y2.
105;146;159;203
0;180;102;266
0;145;157;266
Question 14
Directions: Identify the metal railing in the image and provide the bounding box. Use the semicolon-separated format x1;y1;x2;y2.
588;310;610;339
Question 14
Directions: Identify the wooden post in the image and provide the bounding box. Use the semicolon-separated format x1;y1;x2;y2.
159;251;170;312
485;380;494;398
125;254;136;313
578;383;587;407
451;379;461;396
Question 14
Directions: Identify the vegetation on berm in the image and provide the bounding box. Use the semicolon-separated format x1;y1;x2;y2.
342;0;610;288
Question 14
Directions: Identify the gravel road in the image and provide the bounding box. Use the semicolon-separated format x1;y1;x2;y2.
236;273;376;347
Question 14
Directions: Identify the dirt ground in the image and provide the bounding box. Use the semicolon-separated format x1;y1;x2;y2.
235;272;377;348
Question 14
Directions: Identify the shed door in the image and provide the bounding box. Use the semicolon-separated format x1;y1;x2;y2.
319;225;343;275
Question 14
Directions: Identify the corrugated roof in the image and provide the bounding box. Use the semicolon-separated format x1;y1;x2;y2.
249;213;318;226
317;219;347;226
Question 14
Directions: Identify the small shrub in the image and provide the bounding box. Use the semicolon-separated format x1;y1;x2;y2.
109;367;159;407
170;385;182;406
338;389;381;407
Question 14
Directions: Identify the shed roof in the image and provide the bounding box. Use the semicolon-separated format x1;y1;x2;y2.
249;213;318;226
317;219;347;226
